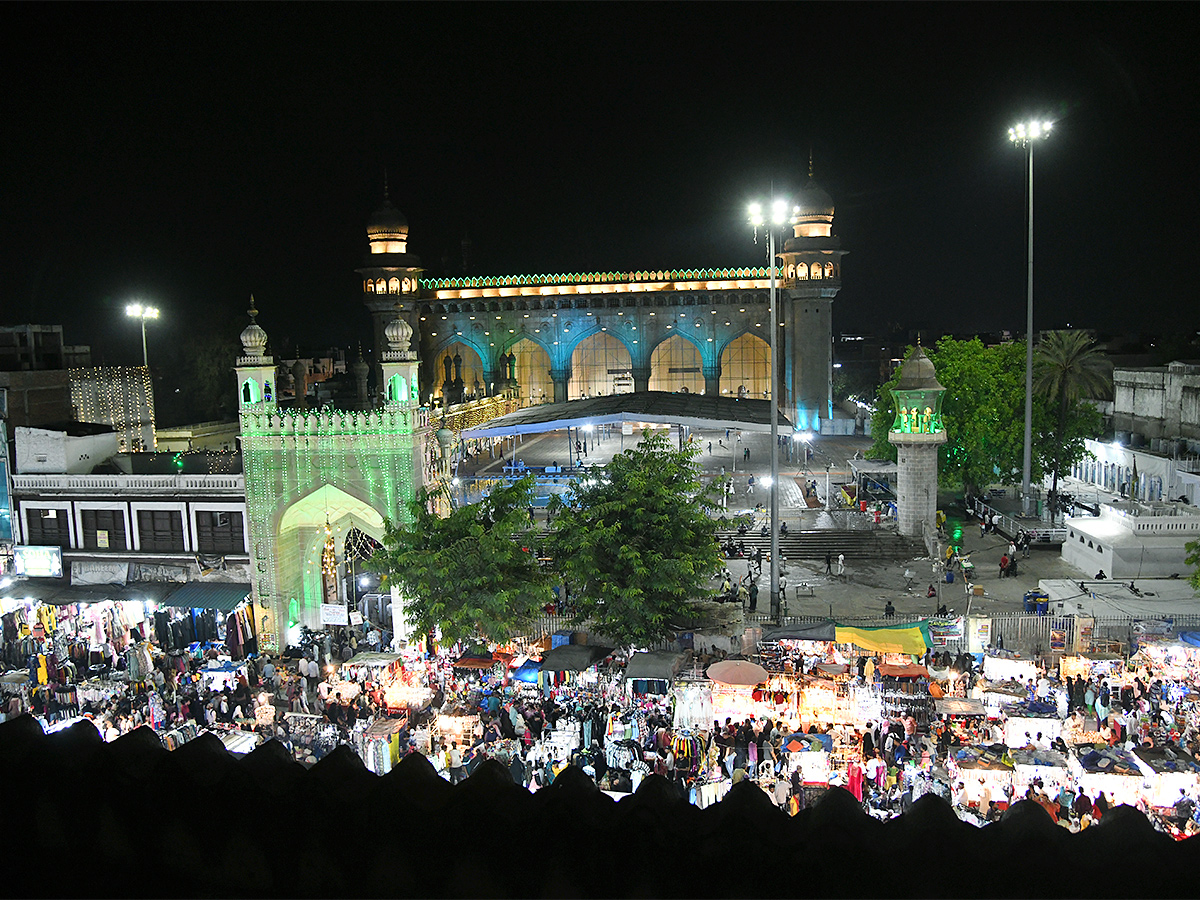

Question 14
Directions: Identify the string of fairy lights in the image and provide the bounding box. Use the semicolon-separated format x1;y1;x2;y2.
69;366;156;451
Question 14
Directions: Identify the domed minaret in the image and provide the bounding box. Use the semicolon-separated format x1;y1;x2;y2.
777;155;848;432
887;345;947;542
357;176;423;395
235;295;277;412
380;299;420;409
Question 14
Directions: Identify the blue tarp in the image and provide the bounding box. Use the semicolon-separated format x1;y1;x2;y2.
1178;632;1200;649
511;661;541;683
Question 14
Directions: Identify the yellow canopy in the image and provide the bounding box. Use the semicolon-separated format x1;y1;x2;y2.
836;623;930;656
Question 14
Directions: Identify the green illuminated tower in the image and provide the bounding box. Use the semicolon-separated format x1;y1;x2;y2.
237;299;429;652
887;345;946;542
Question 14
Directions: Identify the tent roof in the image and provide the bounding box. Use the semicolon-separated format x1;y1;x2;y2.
344;652;403;667
623;651;685;682
540;644;613;672
158;582;250;612
458;391;792;439
761;621;837;642
1009;747;1070;769
1;577;178;606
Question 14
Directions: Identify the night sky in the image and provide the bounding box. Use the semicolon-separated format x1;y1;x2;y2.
3;3;1197;367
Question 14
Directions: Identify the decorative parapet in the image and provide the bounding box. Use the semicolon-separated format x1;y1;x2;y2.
435;395;523;435
239;405;422;437
422;267;775;290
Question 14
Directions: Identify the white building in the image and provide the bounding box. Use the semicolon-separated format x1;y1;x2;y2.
1070;438;1200;507
1062;499;1200;579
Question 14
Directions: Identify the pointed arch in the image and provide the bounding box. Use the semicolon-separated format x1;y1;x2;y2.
648;333;704;394
718;331;771;399
568;331;633;399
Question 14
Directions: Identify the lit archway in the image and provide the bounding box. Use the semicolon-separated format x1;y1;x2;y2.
277;484;385;630
569;331;632;398
648;334;704;394
509;338;553;404
436;342;484;400
719;332;771;399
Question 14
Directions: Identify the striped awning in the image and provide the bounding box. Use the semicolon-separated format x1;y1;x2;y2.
158;582;251;612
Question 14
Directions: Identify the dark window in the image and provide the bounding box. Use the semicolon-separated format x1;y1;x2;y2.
80;508;127;551
195;510;244;555
25;508;70;549
137;509;184;552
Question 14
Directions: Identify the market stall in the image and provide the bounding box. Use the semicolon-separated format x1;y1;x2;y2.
1059;653;1126;681
355;716;409;774
1132;746;1200;808
1002;700;1064;747
1009;747;1072;797
783;731;833;784
623;650;685;697
951;745;1014;808
671;679;713;732
1070;745;1151;807
284;711;340;764
982;655;1038;685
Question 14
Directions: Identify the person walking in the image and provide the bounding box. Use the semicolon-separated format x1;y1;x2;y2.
837;553;846;579
825;552;833;575
743;447;750;462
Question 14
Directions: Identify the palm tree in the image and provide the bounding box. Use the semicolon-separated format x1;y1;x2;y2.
1034;330;1110;521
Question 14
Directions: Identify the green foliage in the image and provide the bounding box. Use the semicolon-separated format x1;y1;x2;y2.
545;429;723;651
869;338;1047;493
367;475;550;646
1185;538;1200;592
156;307;242;426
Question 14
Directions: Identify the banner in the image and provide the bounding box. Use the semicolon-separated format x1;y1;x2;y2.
70;560;129;586
836;621;930;655
320;603;348;626
927;616;964;647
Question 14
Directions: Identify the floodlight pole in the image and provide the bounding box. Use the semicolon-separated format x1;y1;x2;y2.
768;225;781;622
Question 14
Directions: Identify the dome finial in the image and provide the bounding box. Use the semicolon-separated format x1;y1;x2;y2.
808;146;814;179
248;293;259;322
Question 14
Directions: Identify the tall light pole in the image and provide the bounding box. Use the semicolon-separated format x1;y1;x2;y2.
749;198;788;621
1009;119;1051;517
125;303;160;368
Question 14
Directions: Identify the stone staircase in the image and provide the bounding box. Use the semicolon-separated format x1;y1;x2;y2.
714;528;925;562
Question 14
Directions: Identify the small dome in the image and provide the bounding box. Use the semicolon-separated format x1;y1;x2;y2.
897;346;944;391
367;199;409;254
795;178;835;218
240;296;268;357
385;313;413;351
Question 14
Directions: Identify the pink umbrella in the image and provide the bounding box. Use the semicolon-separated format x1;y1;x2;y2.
706;659;768;686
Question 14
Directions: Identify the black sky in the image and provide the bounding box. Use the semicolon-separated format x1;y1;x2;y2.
2;3;1198;366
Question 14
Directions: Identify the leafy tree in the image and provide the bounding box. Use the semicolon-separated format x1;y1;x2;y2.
1034;330;1111;520
869;338;1047;494
367;475;551;646
545;429;722;651
1186;538;1200;592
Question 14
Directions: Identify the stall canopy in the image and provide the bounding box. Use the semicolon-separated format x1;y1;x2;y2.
1075;747;1145;776
836;621;931;655
1009;747;1069;769
706;659;769;686
761;622;837;642
1178;632;1200;649
344;652;403;667
451;656;497;670
1;577;177;606
539;644;614;673
511;660;542;683
158;582;251;611
934;698;986;717
623;651;685;682
877;663;929;679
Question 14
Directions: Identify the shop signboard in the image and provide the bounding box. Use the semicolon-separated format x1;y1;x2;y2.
14;545;63;578
1050;629;1067;653
928;616;964;647
320;603;348;626
967;616;990;654
349;611;364;626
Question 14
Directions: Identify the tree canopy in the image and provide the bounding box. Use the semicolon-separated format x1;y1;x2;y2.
1186;538;1200;593
367;475;551;646
545;429;722;651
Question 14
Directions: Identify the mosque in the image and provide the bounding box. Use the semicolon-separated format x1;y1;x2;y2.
360;168;846;434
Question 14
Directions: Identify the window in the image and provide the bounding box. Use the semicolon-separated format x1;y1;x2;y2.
137;510;185;552
796;263;808;280
824;262;835;278
81;509;127;551
26;508;69;549
196;510;244;555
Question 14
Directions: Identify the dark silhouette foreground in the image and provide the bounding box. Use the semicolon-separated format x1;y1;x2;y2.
5;716;1194;898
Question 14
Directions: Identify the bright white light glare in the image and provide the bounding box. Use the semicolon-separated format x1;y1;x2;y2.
583;424;594;432
748;202;763;226
771;199;788;224
0;577;11;589
801;431;814;443
1009;120;1052;144
125;303;159;319
760;476;773;488
791;432;803;442
359;576;369;587
451;477;460;486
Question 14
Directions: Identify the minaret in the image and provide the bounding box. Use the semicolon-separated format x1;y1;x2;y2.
777;156;847;431
234;296;276;412
887;345;947;542
357;177;423;394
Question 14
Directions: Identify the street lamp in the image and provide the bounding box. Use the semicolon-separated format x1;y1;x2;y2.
749;197;789;621
125;303;160;368
583;423;594;454
1009;119;1052;517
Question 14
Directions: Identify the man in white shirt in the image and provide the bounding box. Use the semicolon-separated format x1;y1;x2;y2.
448;741;466;784
317;679;331;710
